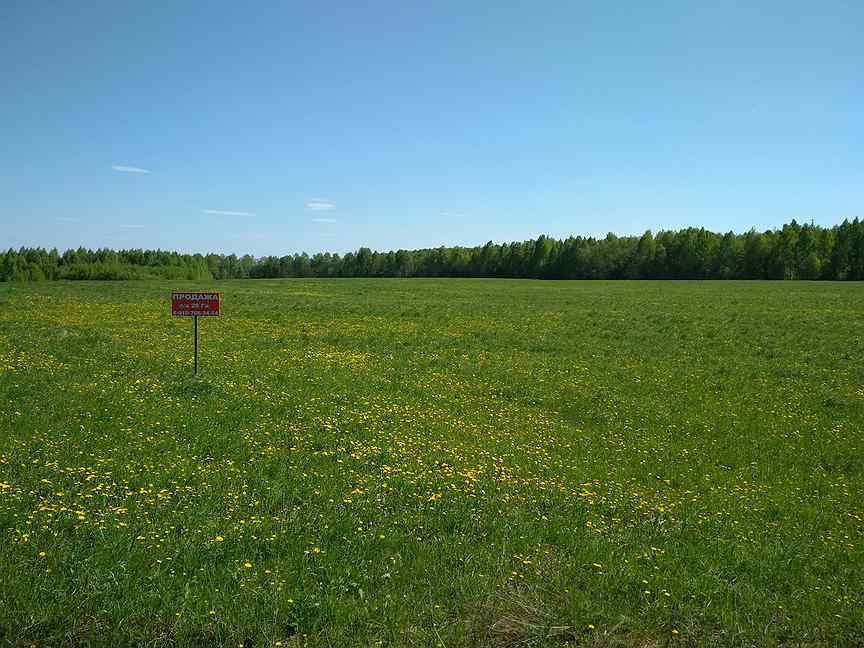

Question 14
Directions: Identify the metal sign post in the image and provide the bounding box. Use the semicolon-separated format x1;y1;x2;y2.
194;315;199;375
171;292;221;374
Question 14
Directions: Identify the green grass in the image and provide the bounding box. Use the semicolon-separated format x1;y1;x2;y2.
1;279;862;647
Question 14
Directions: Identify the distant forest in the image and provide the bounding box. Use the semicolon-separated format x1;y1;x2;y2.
3;219;864;282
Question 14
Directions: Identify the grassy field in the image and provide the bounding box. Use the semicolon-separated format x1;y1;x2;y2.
1;279;862;647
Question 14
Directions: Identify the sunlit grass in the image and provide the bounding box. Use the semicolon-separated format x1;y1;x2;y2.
1;279;862;647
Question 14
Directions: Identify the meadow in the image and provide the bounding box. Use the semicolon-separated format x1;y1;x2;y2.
0;279;862;647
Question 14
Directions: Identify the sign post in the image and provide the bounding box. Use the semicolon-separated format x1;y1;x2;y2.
194;315;199;374
172;291;221;374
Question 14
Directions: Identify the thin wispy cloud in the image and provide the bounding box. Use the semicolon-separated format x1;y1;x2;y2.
203;209;256;217
306;199;335;211
311;217;338;223
112;165;151;174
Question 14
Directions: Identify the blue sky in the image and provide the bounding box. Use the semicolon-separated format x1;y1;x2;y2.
2;1;862;256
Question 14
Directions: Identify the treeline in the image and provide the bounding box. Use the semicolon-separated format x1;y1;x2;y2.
3;218;864;282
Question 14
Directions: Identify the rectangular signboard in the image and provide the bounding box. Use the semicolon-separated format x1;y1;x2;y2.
171;291;221;317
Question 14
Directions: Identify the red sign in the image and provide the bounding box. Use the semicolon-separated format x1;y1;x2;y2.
172;291;221;317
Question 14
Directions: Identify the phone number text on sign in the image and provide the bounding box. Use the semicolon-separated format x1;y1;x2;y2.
171;292;221;317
